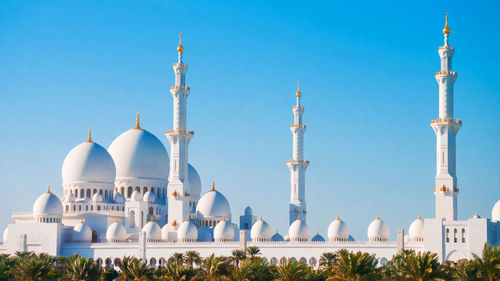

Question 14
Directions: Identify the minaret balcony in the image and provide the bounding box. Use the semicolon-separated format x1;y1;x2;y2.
165;129;194;135
170;86;190;90
173;63;188;67
290;124;306;128
438;46;454;50
435;71;457;76
292;106;304;109
430;118;462;124
286;160;310;164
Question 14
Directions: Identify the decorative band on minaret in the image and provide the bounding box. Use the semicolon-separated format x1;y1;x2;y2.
166;33;194;227
431;14;461;221
287;82;309;225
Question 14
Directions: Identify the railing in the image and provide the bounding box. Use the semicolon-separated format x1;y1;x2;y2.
290;125;306;128
435;71;457;75
430;118;462;124
170;86;190;90
286;160;310;164
438;46;454;50
165;130;194;134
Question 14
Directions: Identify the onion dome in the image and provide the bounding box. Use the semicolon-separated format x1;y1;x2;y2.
328;215;350;242
244;206;253;216
142;218;161;241
311;232;325;242
107;113;169;184
177;32;184;53
188;164;201;197
408;214;424;242
72;219;92;242
131;190;142;202
92;193;103;203
251;216;272;242
33;186;63;223
62;129;116;185
492;200;500;221
288;215;309;242
143;191;156;204
114;190;125;204
196;183;231;220
106;219;127;242
3;226;8;244
214;217;235;242
270;231;284;242
177;217;198;242
367;214;389;242
443;14;451;35
65;192;76;203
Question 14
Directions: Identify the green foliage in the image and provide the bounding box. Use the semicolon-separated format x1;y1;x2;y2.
274;258;309;281
198;254;232;281
60;253;101;281
472;243;500;281
231;249;247;267
232;257;274;281
327;249;380;281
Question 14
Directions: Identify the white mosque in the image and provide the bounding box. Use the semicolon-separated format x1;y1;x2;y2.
1;16;499;268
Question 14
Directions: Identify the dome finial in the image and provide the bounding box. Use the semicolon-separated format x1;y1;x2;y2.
222;216;226;221
377;213;380;220
86;126;93;143
115;217;118;223
177;32;184;53
418;213;422;220
296;81;301;98
443;12;451;35
134;109;141;129
260;215;263;221
211;181;216;191
186;216;190;222
337;214;340;220
298;214;301;221
150;216;153;223
46;185;51;194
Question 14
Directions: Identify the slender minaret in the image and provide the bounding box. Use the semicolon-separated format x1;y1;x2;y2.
431;14;461;221
166;33;194;226
287;82;309;225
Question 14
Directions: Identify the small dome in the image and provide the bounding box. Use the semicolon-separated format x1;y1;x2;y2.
177;219;198;242
3;227;8;244
143;191;156;204
108;126;169;182
142;219;161;241
408;215;424;242
196;188;231;220
65;192;76;202
114;191;125;204
92;193;103;203
367;215;389;242
106;219;127;242
131;191;142;202
244;206;253;216
270;231;284;242
33;188;63;222
288;216;309;242
213;218;235;242
492;200;500;221
188;164;201;197
72;220;92;242
311;232;325;242
328;216;349;242
250;217;272;242
62;139;116;185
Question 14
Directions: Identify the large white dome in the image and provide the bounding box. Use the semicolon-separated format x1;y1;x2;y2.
177;219;198;242
367;215;389;242
188;164;201;197
33;188;63;222
108;125;169;182
142;220;161;241
106;219;128;242
196;188;231;220
288;216;309;242
72;220;92;242
328;216;349;241
62;139;116;185
408;215;424;242
251;217;272;242
492;200;500;221
214;218;235;242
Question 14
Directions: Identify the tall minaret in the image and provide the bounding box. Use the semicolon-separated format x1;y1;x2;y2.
431;14;461;221
166;33;194;226
287;83;309;225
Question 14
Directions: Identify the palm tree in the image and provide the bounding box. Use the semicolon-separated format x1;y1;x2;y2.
246;246;261;260
382;249;416;281
327;249;380;281
128;259;154;281
183;250;201;269
452;259;480;281
13;253;56;281
231;249;247;267
395;251;449;281
274;258;309;281
61;254;101;281
232;258;275;281
319;252;337;270
158;260;196;281
306;265;327;281
169;252;185;264
199;254;232;281
0;253;16;280
472;243;500;281
114;256;136;281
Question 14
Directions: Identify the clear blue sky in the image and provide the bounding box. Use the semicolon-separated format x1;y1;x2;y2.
0;0;499;240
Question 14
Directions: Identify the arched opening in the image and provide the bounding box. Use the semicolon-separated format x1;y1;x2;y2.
130;211;136;228
80;189;84;198
127;186;132;198
97;205;101;211
104;190;108;198
157;189;161;198
79;205;82;211
149;207;154;215
149;257;156;267
92;231;98;243
65;205;69;212
141;211;144;228
309;257;317;267
93;189;97;195
86;189;91;198
244;222;249;229
446;228;450;243
143;187;148;194
73;205;76;211
135;186;140;192
151;187;155;193
461;228;466;243
270;257;278;265
105;258;112;269
454;228;458;243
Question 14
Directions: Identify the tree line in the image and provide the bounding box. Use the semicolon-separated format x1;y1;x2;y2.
0;243;498;280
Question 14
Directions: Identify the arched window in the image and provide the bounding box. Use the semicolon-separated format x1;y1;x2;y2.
92;231;98;243
65;205;69;212
73;205;76;211
454;228;458;243
149;207;154;215
461;228;465;243
135;186;140;192
97;205;101;211
130;211;136;228
127;186;133;198
104;190;108;198
80;189;84;198
244;222;249;229
150;258;156;267
143;187;148;194
120;187;125;196
141;211;144;228
91;205;93;211
157;189;161;198
446;228;449;243
309;257;317;267
151;187;155;193
86;205;89;211
79;205;82;211
93;189;97;195
86;189;91;198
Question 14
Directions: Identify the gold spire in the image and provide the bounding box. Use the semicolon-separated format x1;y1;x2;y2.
222;216;226;221
418;213;422;220
337;214;340;220
86;127;93;143
13;219;15;224
186;216;190;222
46;185;51;194
210;181;216;191
260;216;263;221
298;214;301;221
150;216;153;223
296;81;301;98
177;32;184;53
443;13;451;35
134;110;142;129
377;214;380;220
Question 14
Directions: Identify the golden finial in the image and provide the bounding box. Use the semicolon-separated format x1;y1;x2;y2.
298;214;301;221
211;181;216;191
337;214;340;220
443;12;451;35
86;127;93;143
260;216;263;221
177;32;184;53
115;218;118;223
418;213;422;220
377;214;380;220
186;216;190;222
13;219;15;224
222;216;226;222
134;110;141;129
296;81;301;98
46;185;51;194
150;216;154;223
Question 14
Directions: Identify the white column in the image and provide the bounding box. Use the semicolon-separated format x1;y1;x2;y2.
287;83;309;225
431;16;461;221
